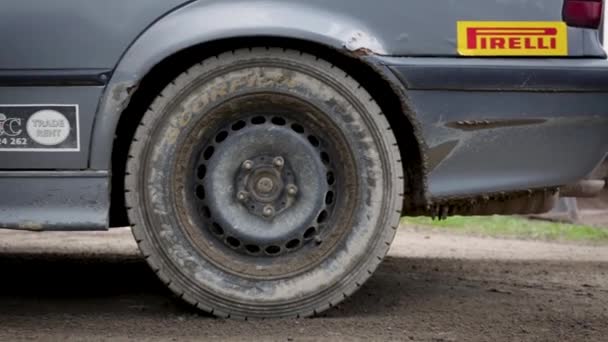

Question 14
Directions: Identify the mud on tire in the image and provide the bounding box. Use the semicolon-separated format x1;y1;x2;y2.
125;48;403;319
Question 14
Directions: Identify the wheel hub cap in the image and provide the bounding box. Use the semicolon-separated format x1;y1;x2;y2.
256;177;274;194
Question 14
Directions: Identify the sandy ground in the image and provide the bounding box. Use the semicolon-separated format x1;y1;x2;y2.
1;227;608;341
533;188;608;227
578;189;608;227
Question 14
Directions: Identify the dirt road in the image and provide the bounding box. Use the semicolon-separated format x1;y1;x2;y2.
1;228;607;341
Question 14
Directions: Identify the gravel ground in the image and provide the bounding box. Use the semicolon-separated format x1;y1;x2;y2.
1;227;607;341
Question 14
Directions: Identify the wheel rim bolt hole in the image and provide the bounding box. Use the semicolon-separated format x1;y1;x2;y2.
271;117;286;126
197;164;207;180
251;116;266;125
211;222;225;236
326;172;335;185
325;191;334;205
265;245;281;255
285;239;301;250
232;120;246;131
320;152;330;165
203;146;215;160
226;236;241;248
245;245;261;254
308;135;320;147
215;131;228;143
202;206;211;218
317;210;328;224
291;123;305;134
196;185;206;200
303;227;317;240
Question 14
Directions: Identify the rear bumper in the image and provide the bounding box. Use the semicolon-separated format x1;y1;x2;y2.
377;57;608;199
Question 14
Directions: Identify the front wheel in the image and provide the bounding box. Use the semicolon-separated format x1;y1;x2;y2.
126;48;403;319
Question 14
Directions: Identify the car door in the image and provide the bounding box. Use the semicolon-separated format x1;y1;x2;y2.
0;0;192;169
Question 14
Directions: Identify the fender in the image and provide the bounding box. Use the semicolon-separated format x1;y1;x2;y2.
89;1;393;169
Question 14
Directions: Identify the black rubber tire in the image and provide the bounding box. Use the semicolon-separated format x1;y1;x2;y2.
126;48;403;319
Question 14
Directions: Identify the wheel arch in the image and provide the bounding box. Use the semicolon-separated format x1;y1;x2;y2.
96;6;427;226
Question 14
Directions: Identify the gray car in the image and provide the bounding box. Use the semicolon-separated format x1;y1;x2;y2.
1;0;607;318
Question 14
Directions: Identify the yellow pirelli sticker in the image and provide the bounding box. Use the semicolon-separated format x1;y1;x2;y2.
457;21;568;56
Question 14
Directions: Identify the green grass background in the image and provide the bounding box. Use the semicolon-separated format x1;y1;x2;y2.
402;215;608;243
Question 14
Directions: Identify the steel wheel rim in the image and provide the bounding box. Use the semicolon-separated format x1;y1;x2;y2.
175;93;358;279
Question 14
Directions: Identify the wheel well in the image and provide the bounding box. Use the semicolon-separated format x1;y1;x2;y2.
109;37;426;227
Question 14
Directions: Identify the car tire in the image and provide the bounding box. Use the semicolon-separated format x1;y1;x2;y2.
125;48;403;319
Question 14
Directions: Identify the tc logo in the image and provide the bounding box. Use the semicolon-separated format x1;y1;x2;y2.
0;113;23;137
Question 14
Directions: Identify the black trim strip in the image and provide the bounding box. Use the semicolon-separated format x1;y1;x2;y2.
0;69;111;86
385;60;608;92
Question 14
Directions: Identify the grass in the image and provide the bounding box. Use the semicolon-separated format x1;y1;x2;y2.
401;215;608;244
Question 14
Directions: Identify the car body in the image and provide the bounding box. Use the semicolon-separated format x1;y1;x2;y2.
0;0;607;318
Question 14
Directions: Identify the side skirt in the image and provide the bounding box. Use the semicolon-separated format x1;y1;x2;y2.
0;171;109;231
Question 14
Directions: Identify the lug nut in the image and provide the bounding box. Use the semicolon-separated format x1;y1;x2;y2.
237;191;248;202
242;160;254;170
273;156;285;169
286;184;298;196
262;205;275;218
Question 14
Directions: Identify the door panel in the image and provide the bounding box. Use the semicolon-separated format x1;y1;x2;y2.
0;0;192;169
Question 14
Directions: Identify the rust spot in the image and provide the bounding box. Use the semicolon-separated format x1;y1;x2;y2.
351;48;375;57
109;81;141;123
111;84;126;102
343;30;384;55
126;84;139;96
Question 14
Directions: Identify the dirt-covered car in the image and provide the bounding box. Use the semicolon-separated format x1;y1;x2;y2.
1;0;607;318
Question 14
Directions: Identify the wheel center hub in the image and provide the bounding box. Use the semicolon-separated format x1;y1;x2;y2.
235;155;298;219
256;177;274;194
247;168;283;203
